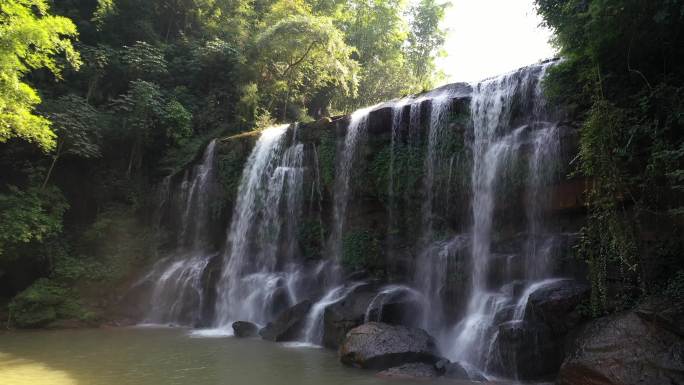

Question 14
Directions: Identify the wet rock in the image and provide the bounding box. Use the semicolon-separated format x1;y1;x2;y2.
558;311;684;385
526;279;589;335
634;295;684;337
365;293;422;328
487;320;560;380
232;321;258;337
339;322;440;370
434;359;469;380
377;362;439;379
322;284;377;349
259;300;312;342
323;284;421;349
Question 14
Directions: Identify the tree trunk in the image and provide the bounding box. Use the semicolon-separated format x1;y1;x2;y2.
42;142;63;189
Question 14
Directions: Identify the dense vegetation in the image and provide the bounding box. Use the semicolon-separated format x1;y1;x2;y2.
0;0;447;327
536;0;684;314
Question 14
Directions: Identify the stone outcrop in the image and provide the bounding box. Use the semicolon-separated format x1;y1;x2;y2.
232;321;258;337
259;300;312;342
322;284;421;349
557;308;684;385
526;279;589;335
339;322;440;370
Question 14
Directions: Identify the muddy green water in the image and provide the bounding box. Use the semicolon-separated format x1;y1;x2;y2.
0;327;487;385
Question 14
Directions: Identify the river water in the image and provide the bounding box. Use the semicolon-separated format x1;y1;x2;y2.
0;327;492;385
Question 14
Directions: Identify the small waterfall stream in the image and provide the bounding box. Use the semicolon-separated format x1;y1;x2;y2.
215;125;307;327
142;139;218;326
330;107;373;264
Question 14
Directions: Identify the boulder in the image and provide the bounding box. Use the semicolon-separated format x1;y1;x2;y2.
526;279;589;335
323;284;422;349
635;296;684;337
323;284;377;349
558;311;684;385
434;359;469;380
487;320;560;380
259;300;312;342
339;322;440;370
232;321;258;338
377;363;438;379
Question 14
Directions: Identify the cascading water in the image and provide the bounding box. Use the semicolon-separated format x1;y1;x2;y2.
301;282;365;345
302;105;378;345
446;63;561;375
364;285;422;323
329;107;373;264
214;125;308;327
142;140;218;326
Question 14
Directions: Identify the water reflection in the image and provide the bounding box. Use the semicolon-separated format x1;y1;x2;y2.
0;352;77;385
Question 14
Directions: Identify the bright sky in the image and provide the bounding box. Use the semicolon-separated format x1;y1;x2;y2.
435;0;557;83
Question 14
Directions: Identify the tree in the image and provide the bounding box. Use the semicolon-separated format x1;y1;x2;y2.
407;0;448;88
0;0;80;151
255;13;358;120
0;185;68;259
40;95;102;188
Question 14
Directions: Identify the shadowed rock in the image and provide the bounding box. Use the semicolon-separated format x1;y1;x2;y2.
259;300;312;342
558;310;684;385
526;279;589;335
339;322;440;370
232;321;258;337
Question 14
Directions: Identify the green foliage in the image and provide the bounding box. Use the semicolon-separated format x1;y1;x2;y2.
79;206;156;282
255;13;359;119
297;219;326;259
318;130;337;189
8;278;94;328
406;0;448;88
217;141;251;203
122;41;168;79
43;95;103;159
664;271;684;300
342;229;379;271
537;0;684;313
0;186;68;259
371;143;425;204
0;0;80;151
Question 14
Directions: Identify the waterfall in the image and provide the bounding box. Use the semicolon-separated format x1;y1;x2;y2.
364;285;422;323
446;63;559;372
215;125;307;327
143;139;218;325
330;107;373;264
301;282;364;345
421;93;453;237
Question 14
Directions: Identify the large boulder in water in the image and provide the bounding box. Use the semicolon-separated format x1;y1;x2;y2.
526;279;589;335
259;300;312;342
558;309;684;385
323;284;377;349
434;359;477;380
232;321;258;337
339;322;440;369
323;284;422;349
